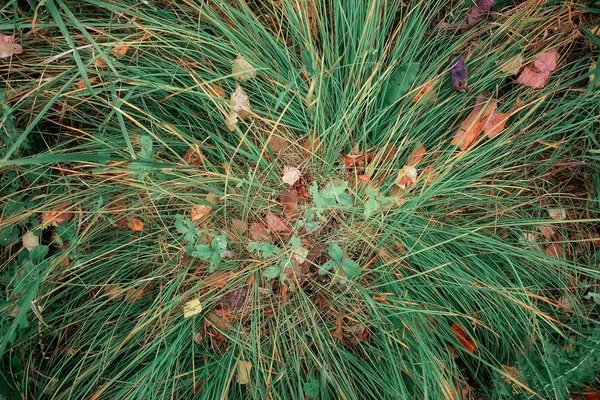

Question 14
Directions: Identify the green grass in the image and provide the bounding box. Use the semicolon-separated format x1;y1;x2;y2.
1;0;600;399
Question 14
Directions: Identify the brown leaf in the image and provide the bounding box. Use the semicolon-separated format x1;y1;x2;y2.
267;135;289;155
280;188;299;217
302;134;319;158
191;205;212;222
119;216;143;231
44;203;74;227
206;84;226;98
394;165;417;188
516;51;558;89
183;147;204;165
248;223;271;241
265;212;291;234
226;83;250;131
0;34;23;58
537;225;556;240
466;0;494;26
482;112;509;139
451;323;476;353
204;272;229;288
231;218;247;234
407;145;426;166
104;285;124;302
111;44;129;58
452;96;497;150
344;153;374;169
76;77;98;90
545;243;563;258
125;285;152;303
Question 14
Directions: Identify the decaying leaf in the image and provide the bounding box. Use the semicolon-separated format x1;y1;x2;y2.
516;51;558;89
267;135;289;155
545;243;563;258
184;299;203;318
413;80;437;103
450;55;468;93
500;54;524;75
117;216;143;231
0;34;23;58
204;272;229;288
557;295;572;310
394;165;418;189
407;145;426;166
111;44;129;58
183;147;204;165
248;222;271;242
232;56;256;81
451;95;497;150
281;166;301;186
451;323;476;353
44;203;74;227
537;225;556;241
466;0;495;26
265;212;291;234
302;133;319;158
191;205;212;222
236;360;252;384
226;83;250;131
103;285;124;302
482;112;509;139
280;188;299;217
22;231;39;251
232;218;247;234
548;208;566;221
125;285;152;303
76;77;98;90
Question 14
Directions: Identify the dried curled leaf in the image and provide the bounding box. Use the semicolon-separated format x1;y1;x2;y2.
281;166;301;186
394;165;418;189
0;34;23;58
226;83;250;131
44;203;74;227
451;95;497;150
516;51;558;89
232;56;256;81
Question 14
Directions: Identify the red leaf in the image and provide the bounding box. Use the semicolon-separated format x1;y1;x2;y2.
451;323;476;353
43;203;74;227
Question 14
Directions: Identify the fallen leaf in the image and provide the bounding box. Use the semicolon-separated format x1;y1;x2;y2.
548;208;566;221
302;134;319;158
500;54;524;75
226;83;250;131
236;360;252;384
293;246;310;264
44;203;74;226
537;225;556;240
516;51;558;89
450;55;468;93
204;272;229;288
248;223;271;241
281;166;301;186
413;80;437;103
125;285;152;303
206;84;226;98
111;44;129;58
76;77;98;90
184;299;203;318
451;323;476;353
280;188;299;217
119;216;143;231
0;34;23;58
452;95;497;150
422;166;437;184
191;205;212;222
384;62;420;105
267;135;289;155
183;147;204;165
22;231;39;251
103;285;124;302
394;165;418;189
344;153;374;169
407;145;426;166
557;295;572;310
482;112;509;139
231;218;247;234
545;243;563;258
466;0;494;26
232;56;256;81
265;212;291;233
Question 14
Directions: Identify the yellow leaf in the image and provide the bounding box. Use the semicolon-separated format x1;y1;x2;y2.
236;360;252;384
183;299;203;318
499;54;523;75
232;56;256;81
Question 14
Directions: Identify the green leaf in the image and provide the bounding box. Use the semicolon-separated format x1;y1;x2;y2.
138;135;153;160
192;244;214;260
29;245;49;263
212;233;228;252
319;260;337;275
303;377;320;398
364;196;380;217
341;257;361;277
0;226;18;246
263;266;281;279
384;61;420;105
323;181;348;197
210;252;221;272
336;192;353;207
327;242;343;261
291;235;301;249
248;242;281;258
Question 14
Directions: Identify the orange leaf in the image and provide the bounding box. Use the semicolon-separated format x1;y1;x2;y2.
191;205;212;222
302;134;319;158
44;203;74;226
482;112;509;139
111;44;129;58
451;323;476;353
452;96;496;150
516;51;557;89
265;212;291;233
407;145;426;166
204;272;229;288
128;217;144;231
413;80;436;103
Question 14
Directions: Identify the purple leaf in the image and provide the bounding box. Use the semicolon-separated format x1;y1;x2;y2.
450;55;468;93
